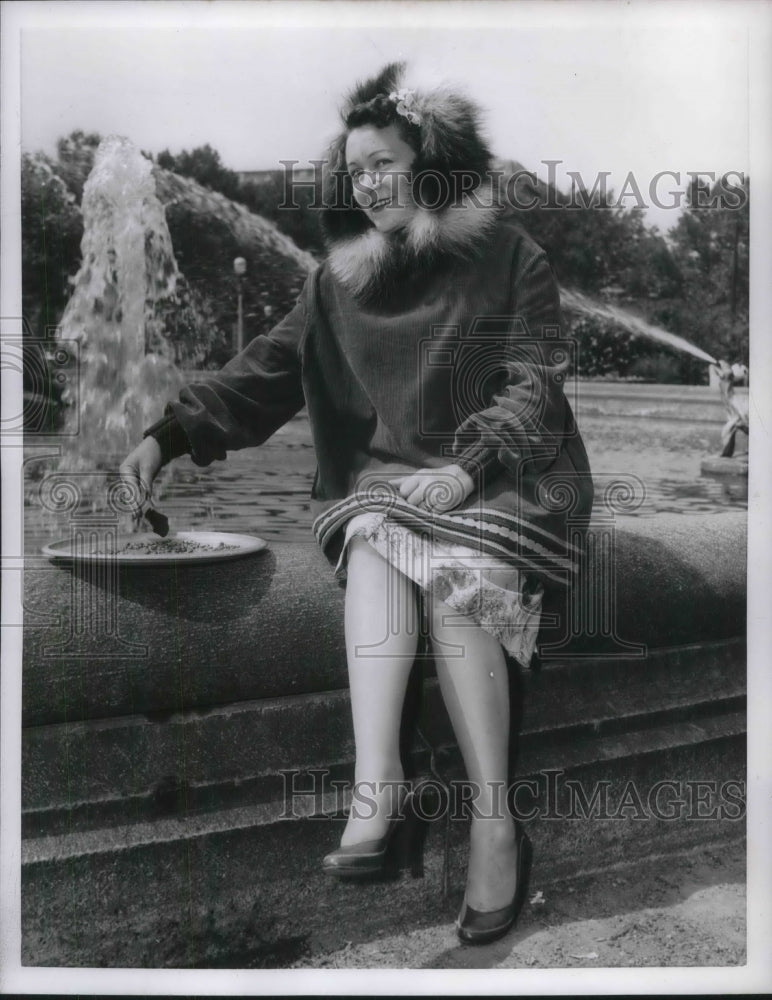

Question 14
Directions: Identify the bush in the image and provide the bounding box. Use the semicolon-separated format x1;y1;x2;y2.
21;152;84;338
568;315;704;382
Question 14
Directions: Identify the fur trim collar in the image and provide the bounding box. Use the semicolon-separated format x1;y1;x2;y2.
327;186;502;303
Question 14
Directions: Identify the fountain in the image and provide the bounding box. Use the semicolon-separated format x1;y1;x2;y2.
20;144;748;968
560;286;748;483
559;287;718;366
700;360;749;477
26;135;196;551
55;135;186;478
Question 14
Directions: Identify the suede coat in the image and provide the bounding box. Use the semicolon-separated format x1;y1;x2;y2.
148;200;593;588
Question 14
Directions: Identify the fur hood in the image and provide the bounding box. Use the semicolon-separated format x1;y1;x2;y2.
321;62;499;305
326;186;502;303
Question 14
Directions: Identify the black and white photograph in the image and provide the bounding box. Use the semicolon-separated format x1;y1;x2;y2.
1;0;771;993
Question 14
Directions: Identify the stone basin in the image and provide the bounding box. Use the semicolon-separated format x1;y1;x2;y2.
23;511;746;727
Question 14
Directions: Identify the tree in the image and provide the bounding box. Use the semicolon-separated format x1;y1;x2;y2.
665;174;749;366
156;144;242;202
54;130;102;201
157;150;325;254
21;152;84;337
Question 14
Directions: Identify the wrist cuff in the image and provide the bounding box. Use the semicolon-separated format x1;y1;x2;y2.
454;447;507;488
143;412;191;465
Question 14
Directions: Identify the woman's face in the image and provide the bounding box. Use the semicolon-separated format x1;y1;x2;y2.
345;123;418;233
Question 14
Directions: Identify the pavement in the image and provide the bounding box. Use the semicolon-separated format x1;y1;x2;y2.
289;836;746;971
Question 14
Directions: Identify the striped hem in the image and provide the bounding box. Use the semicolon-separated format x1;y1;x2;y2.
312;491;577;586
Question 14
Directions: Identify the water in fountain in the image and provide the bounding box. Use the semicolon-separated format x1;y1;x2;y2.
560;287;718;365
56;136;186;473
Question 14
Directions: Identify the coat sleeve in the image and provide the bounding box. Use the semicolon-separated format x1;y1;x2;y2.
451;252;571;485
144;282;310;467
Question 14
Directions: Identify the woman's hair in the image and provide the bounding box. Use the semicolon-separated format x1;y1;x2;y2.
320;62;492;244
344;91;420;142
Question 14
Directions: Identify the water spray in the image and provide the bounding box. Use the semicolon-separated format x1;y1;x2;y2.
560;288;718;365
56;135;186;475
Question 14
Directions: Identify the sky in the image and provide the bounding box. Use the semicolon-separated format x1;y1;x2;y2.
14;1;753;234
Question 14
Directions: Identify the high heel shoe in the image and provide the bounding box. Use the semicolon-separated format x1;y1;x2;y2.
322;787;426;879
456;823;532;946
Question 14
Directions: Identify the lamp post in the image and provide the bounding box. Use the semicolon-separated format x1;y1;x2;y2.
233;257;247;354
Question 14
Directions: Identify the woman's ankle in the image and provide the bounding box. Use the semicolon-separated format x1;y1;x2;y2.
469;812;516;848
353;765;405;787
465;815;520;911
341;772;409;845
351;776;408;814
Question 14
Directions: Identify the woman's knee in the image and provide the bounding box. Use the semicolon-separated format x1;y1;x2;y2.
346;538;419;617
346;535;389;582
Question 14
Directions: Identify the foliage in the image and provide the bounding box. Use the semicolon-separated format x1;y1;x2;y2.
157;143;242;202
21;151;84;338
21;130;311;394
52;130;102;201
664;175;749;367
506;167;749;380
152;273;230;369
155;168;312;367
21;135;227;371
239;174;324;254
155;148;324;254
21;130;749;399
568;315;703;383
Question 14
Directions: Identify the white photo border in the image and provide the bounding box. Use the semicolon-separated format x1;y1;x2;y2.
2;0;771;994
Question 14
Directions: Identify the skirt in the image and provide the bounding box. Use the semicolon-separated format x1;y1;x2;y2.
333;510;544;668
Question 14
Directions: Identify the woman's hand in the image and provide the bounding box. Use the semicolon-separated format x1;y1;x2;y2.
389;463;475;514
118;436;163;513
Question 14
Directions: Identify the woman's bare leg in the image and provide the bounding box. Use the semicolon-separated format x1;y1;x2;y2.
429;595;519;911
341;536;419;845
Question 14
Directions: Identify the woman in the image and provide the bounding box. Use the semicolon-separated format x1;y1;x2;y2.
121;62;593;945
